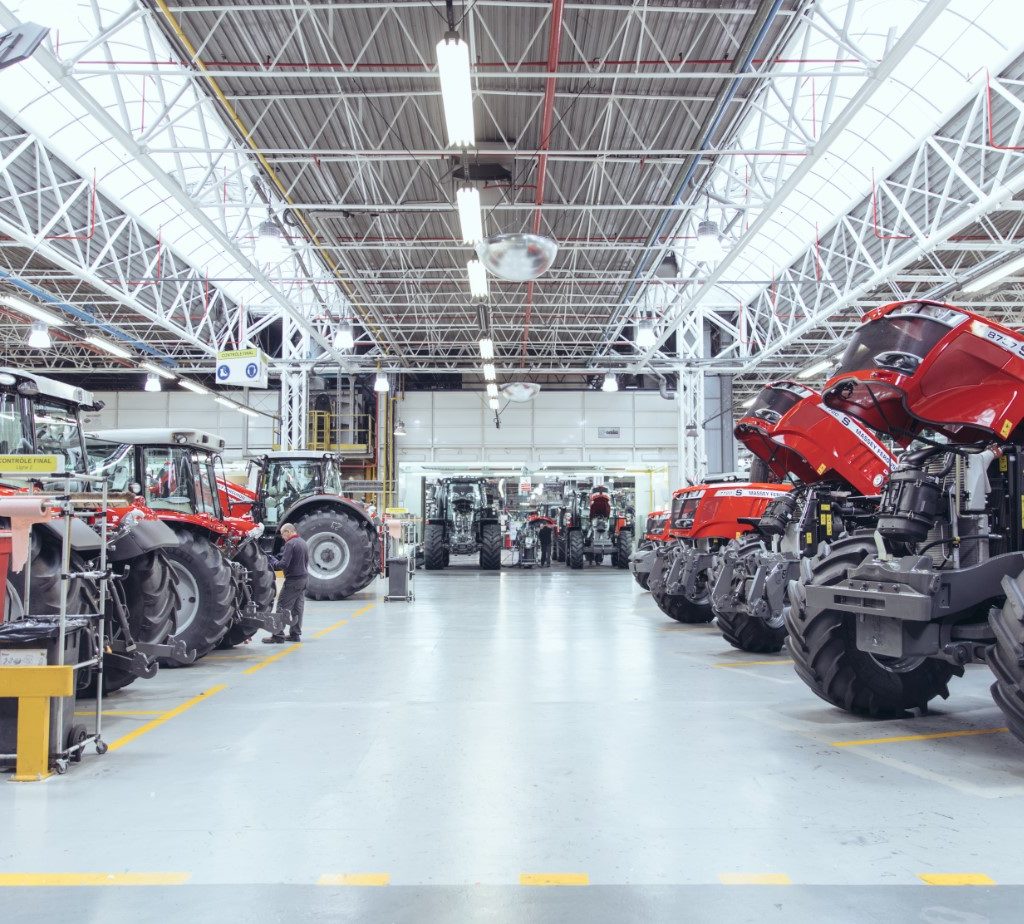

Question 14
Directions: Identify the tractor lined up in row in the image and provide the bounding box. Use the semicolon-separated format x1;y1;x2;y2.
629;510;671;590
707;381;896;652
561;485;633;569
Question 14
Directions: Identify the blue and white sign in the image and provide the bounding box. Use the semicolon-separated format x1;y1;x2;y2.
215;348;268;388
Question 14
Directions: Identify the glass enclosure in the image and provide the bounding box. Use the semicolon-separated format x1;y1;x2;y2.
838;313;951;376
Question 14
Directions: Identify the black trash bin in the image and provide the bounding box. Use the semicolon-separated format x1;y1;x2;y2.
0;617;91;767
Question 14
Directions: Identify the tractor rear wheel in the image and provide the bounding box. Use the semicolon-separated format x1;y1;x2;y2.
651;587;714;623
716;609;786;654
614;530;632;569
988;569;1024;746
424;524;446;570
712;539;788;654
479;522;502;570
162;529;234;662
218;542;277;649
567;530;584;569
296;508;377;600
786;536;960;717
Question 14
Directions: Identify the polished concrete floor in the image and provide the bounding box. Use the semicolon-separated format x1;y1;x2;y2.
2;561;1023;922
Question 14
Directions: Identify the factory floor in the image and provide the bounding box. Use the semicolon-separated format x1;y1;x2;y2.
2;561;1022;922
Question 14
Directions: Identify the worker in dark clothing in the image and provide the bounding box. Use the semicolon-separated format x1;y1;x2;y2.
538;521;553;567
264;523;308;644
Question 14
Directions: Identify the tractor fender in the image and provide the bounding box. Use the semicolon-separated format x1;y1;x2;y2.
37;518;103;555
281;494;376;531
106;518;180;563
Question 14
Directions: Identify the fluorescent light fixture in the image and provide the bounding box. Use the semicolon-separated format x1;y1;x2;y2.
179;379;210;395
694;219;724;263
334;319;355;351
27;322;51;349
486;382;498;398
482;363;496;381
141;361;176;380
478;336;495;359
797;358;834;379
436;33;475;147
1;295;66;327
467;259;488;299
602;372;618;392
144;373;161;393
636;318;656;348
962;252;1024;293
489;397;499;410
214;396;235;408
394;419;407;436
85;334;132;359
457;187;484;245
374;371;390;392
238;407;259;418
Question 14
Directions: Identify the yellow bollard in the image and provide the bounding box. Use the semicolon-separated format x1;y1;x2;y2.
0;665;74;781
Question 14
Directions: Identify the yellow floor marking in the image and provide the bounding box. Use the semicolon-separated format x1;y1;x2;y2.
312;602;375;638
919;873;995;886
318;873;390;886
832;727;1008;748
74;710;164;717
519;873;589;886
106;685;227;753
718;873;792;886
0;872;190;887
242;643;302;675
714;659;793;669
203;654;261;662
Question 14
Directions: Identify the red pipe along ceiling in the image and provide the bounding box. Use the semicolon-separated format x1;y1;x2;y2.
523;0;565;360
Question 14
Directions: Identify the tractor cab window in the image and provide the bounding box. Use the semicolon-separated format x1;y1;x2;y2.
0;392;28;455
264;460;321;524
143;446;197;514
322;460;343;495
671;494;701;526
193;453;221;517
838;312;951;377
86;440;134;492
33;399;86;473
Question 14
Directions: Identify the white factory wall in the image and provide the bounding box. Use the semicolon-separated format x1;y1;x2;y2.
83;389;279;460
395;390;679;520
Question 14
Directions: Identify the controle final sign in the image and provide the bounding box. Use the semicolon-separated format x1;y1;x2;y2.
216;349;269;389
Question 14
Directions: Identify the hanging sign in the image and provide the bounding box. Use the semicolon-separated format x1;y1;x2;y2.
215;348;269;389
518;476;532;494
0;454;63;474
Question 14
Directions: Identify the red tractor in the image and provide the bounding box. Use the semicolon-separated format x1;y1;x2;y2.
0;370;188;695
562;486;634;569
647;482;792;623
788;299;1024;746
87;429;282;657
629;510;671;590
708;381;896;652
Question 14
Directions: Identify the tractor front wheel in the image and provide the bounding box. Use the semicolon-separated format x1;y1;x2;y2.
424;524;446;570
218;542;277;649
614;530;632;569
988;569;1024;746
567;530;585;569
162;530;234;662
297;509;377;600
479;523;502;570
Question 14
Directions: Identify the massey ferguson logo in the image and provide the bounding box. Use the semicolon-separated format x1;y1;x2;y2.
818;404;897;468
719;488;789;499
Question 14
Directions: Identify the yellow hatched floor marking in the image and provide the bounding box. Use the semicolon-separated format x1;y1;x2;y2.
318;873;390;886
519;873;589;886
0;873;190;887
242;643;302;675
718;873;792;885
107;686;226;753
919;873;995;886
832;727;1008;748
714;659;793;669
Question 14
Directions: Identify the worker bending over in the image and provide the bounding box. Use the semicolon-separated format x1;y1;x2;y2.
264;523;308;644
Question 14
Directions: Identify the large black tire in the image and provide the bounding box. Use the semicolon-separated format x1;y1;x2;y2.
218;542;277;649
479;522;502;570
713;540;787;654
162;529;234;662
614;530;632;569
988;570;1024;746
554;535;565;563
786;536;960;717
294;508;377;600
424;524;446;570
96;550;176;695
648;545;714;623
567;530;584;569
635;571;651;591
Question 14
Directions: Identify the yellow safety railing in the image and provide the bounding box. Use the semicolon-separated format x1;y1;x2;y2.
0;665;73;781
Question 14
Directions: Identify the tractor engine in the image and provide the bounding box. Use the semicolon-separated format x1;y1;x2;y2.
449;501;477;554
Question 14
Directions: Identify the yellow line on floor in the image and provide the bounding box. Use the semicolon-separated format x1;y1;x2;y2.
242;643;302;675
312;602;375;638
919;873;995;886
831;727;1008;748
106;685;227;753
519;873;589;886
0;873;190;887
714;659;793;669
318;873;390;886
718;873;792;885
74;711;164;717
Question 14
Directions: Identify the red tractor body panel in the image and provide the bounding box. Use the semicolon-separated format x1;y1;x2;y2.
643;510;671;544
217;478;257;519
589;487;612;519
669;483;792;541
735;382;895;495
822;299;1024;444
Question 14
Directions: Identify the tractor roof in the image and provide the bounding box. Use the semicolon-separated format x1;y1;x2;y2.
88;428;226;453
0;368;95;408
254;450;340;462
